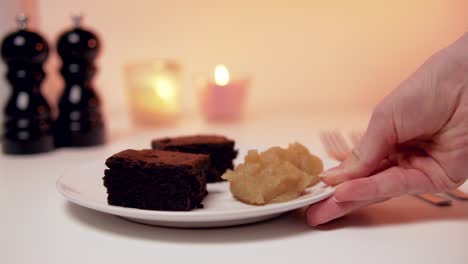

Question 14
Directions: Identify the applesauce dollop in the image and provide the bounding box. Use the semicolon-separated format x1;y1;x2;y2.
222;143;323;205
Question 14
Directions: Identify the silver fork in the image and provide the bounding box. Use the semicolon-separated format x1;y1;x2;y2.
320;130;454;206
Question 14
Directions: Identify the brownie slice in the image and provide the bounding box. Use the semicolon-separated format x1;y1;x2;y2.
151;135;238;182
103;149;209;211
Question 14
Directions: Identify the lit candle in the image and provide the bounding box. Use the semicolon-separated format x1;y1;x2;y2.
199;64;248;121
124;60;181;127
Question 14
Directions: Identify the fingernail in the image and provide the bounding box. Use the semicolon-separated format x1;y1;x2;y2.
332;195;342;203
318;172;328;178
319;166;340;178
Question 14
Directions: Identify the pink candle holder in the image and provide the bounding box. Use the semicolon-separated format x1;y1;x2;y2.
199;65;249;122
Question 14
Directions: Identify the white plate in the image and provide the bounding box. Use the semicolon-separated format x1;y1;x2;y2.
57;158;335;228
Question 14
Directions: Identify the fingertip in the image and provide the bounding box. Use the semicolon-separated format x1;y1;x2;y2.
319;167;343;186
332;195;342;203
306;196;374;227
305;197;343;226
305;199;328;226
320;174;339;186
333;179;374;202
305;204;323;227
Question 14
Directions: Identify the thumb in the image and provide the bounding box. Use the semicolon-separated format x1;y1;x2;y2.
321;106;397;186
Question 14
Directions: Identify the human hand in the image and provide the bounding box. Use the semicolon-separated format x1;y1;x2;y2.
307;32;468;226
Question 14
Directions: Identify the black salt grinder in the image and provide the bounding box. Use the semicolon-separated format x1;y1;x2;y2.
54;14;105;147
1;15;54;154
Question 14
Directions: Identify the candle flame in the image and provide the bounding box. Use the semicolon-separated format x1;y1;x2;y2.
214;64;230;86
152;77;177;111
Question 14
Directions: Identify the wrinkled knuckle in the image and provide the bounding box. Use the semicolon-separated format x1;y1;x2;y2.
386;167;410;196
432;183;446;193
430;174;459;193
395;168;410;194
444;174;464;190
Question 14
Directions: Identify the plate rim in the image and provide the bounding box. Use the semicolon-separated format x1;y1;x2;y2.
56;160;335;222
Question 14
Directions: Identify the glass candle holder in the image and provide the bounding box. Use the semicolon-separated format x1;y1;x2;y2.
198;65;249;122
124;59;181;127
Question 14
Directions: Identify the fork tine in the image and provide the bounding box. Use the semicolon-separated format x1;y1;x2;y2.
332;130;351;156
320;132;336;159
322;131;349;161
323;131;335;150
327;131;344;159
321;131;344;161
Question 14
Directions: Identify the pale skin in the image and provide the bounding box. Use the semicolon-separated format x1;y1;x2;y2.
306;32;468;226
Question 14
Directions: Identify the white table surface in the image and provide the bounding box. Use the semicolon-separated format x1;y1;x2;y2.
2;112;468;264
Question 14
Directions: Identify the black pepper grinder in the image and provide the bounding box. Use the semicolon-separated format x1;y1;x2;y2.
54;14;105;147
1;15;54;154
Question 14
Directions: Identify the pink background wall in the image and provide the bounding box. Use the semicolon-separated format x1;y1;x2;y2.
1;0;468;131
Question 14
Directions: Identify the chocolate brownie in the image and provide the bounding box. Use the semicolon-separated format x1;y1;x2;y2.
103;149;209;211
151;135;238;182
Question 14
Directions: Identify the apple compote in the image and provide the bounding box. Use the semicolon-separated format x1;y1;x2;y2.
222;143;323;205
